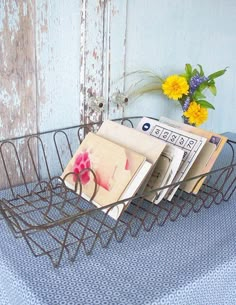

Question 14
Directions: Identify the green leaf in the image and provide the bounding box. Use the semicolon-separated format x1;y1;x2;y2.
193;90;206;100
198;82;208;91
197;100;215;110
185;64;192;77
208;67;228;80
207;79;215;86
208;84;217;96
197;64;204;76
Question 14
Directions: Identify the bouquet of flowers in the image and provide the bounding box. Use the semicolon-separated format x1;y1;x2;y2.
119;64;227;126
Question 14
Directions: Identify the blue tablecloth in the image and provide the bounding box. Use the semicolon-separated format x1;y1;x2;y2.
0;133;236;305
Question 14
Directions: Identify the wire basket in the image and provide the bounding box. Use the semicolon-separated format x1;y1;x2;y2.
0;117;236;267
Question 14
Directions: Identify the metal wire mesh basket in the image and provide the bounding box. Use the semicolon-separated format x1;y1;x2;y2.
0;117;236;267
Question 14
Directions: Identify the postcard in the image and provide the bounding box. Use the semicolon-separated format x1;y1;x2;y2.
136;117;207;200
160;116;228;194
144;144;184;204
61;132;151;219
97;120;166;194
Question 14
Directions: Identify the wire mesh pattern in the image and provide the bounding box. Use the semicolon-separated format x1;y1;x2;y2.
0;117;236;267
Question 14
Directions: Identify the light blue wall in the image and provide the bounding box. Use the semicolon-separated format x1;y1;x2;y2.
36;0;81;131
123;0;236;133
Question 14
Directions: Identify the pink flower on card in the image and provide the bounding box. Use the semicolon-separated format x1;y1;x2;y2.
73;151;91;184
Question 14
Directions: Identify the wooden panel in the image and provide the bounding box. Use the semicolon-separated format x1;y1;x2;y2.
0;0;36;138
34;0;81;180
36;0;81;131
80;0;106;124
0;0;37;189
106;0;128;120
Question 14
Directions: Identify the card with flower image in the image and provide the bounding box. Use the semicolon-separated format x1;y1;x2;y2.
61;132;152;219
97;119;166;195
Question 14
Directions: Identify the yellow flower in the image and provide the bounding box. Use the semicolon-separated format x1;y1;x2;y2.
183;101;208;126
162;75;189;100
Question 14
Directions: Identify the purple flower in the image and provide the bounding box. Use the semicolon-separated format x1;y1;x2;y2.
182;97;191;111
189;73;208;94
182;115;190;125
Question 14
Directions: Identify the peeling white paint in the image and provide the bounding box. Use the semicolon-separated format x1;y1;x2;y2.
0;0;37;188
23;2;28;16
0;88;11;105
0;1;5;31
11;80;21;107
80;0;107;123
6;1;20;31
27;79;32;87
11;32;14;43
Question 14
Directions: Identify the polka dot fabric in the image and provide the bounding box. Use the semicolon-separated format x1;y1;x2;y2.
0;133;236;305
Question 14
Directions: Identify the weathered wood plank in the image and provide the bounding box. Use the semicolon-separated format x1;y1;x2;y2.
106;0;128;120
0;0;37;189
35;0;81;179
80;0;107;124
80;0;128;123
36;0;81;131
0;0;36;138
